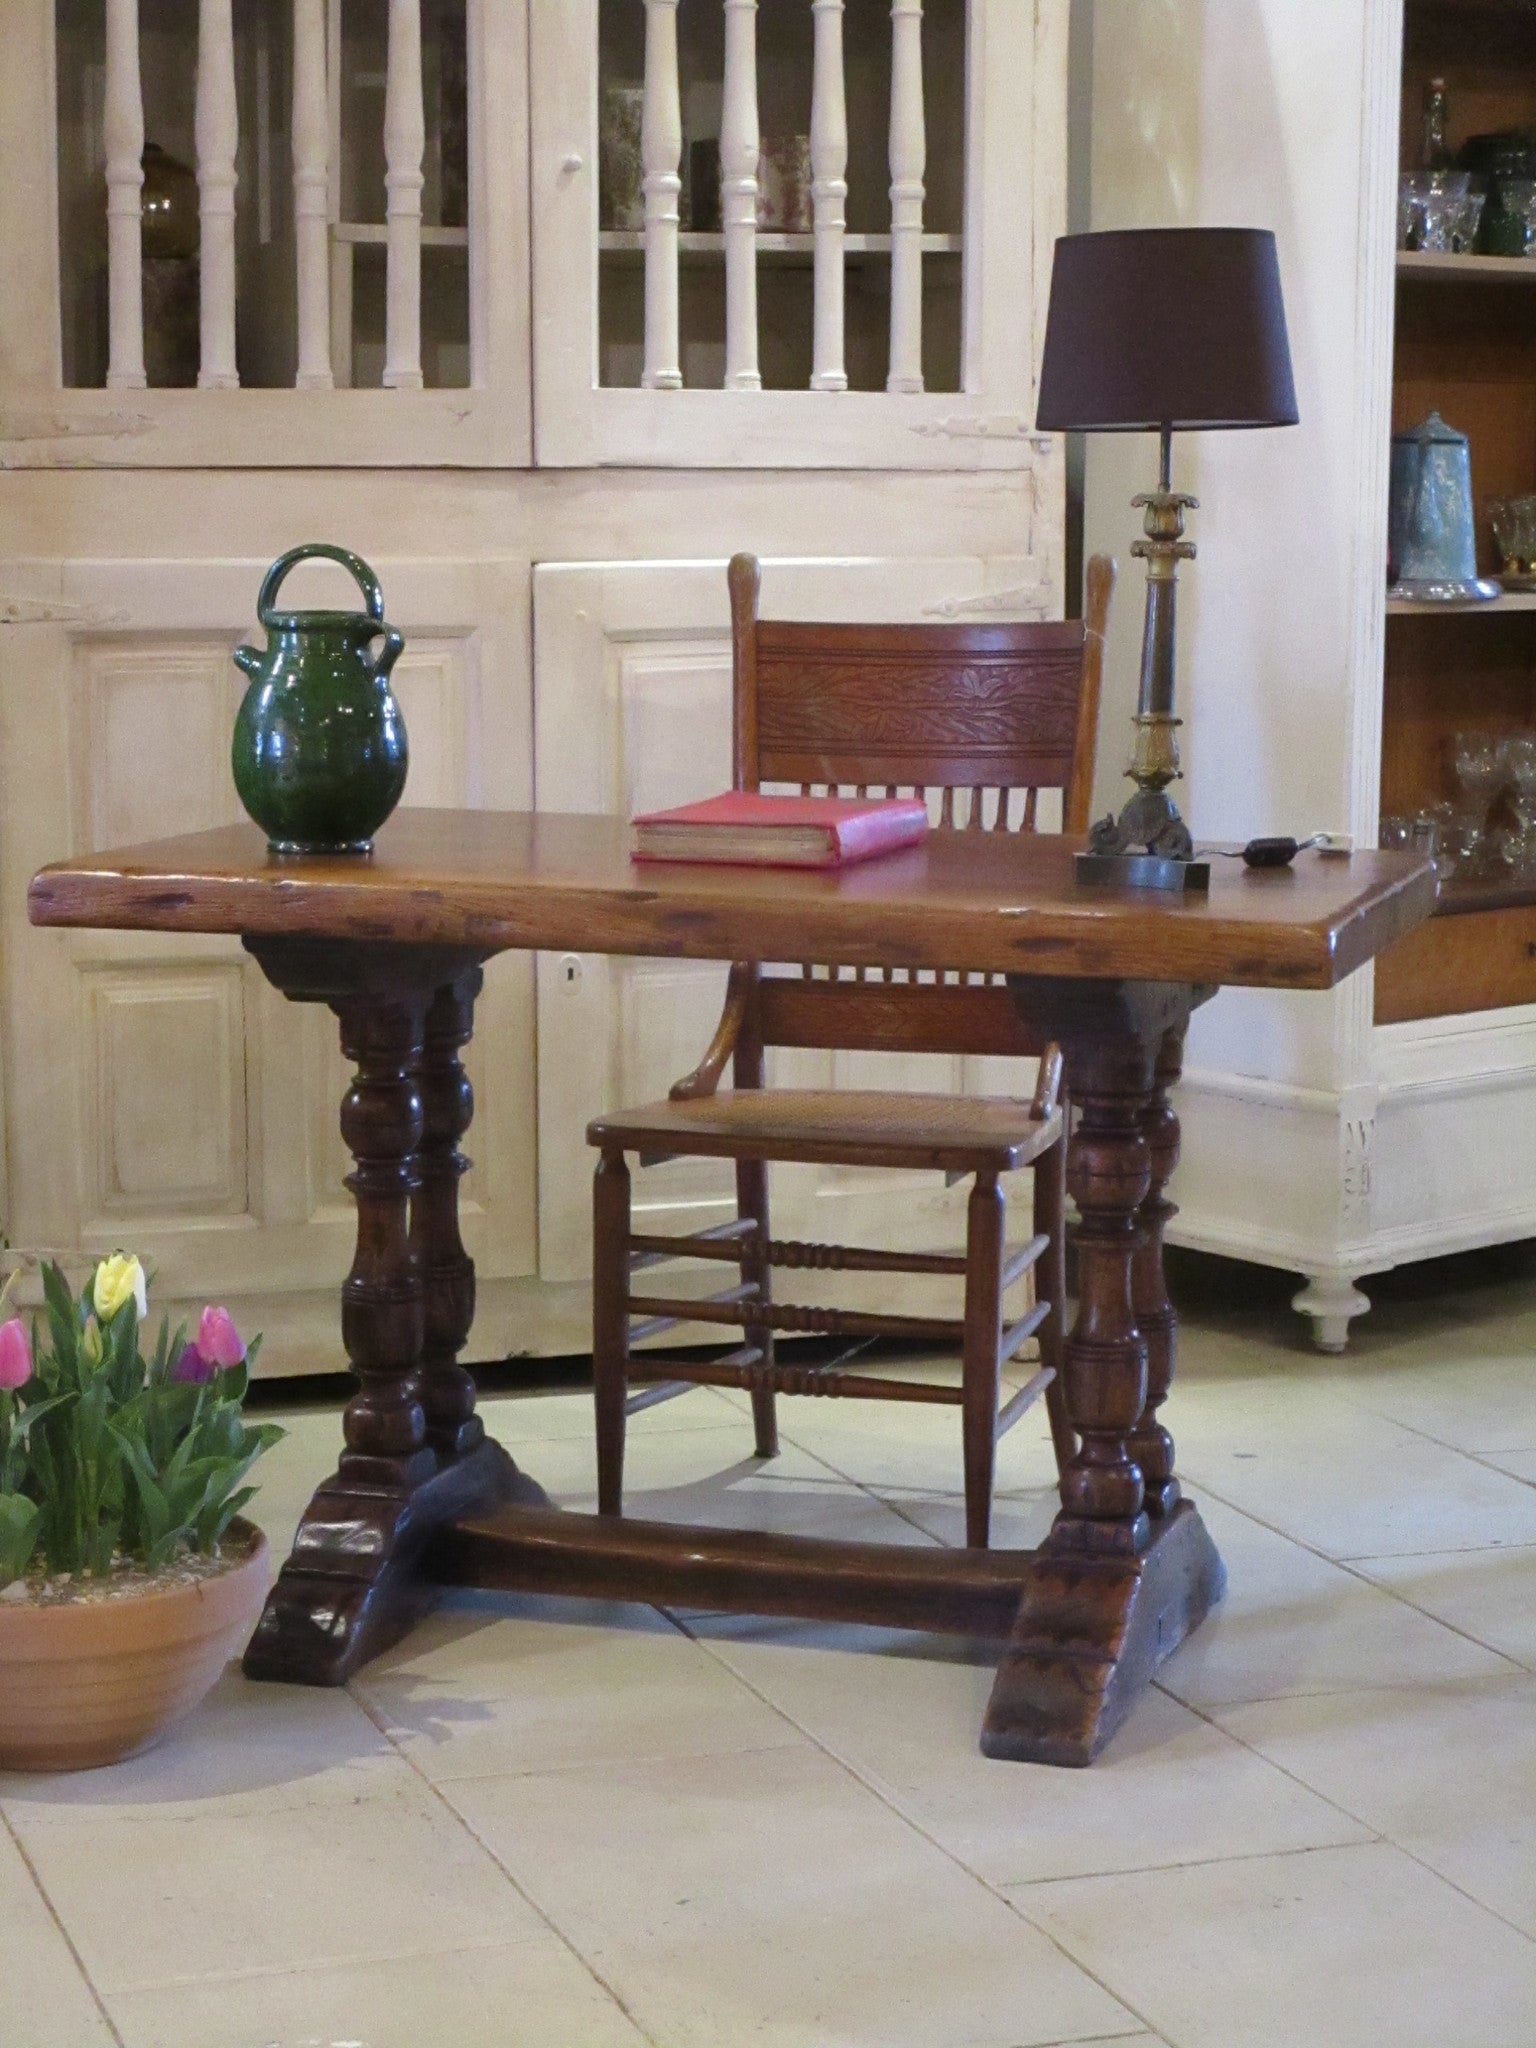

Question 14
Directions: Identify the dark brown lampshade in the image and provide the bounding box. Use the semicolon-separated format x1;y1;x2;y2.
1035;228;1299;433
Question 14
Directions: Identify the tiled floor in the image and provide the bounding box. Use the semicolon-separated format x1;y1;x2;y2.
5;1253;1536;2047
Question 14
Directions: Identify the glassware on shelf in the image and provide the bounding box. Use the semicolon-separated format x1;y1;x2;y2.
1454;727;1509;826
1437;809;1493;881
1398;170;1476;251
1423;78;1452;172
1505;734;1536;876
1496;177;1536;256
1490;495;1536;591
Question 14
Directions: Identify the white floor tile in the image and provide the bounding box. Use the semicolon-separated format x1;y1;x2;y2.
774;1391;1065;1500
1316;1345;1536;1457
1178;1404;1536;1559
1154;1495;1511;1709
684;1616;1371;1884
354;1590;802;1783
446;1744;1135;2048
503;1419;939;1546
0;1821;117;2047
1015;1840;1536;2048
1217;1673;1536;1938
1488;1447;1536;1485
1;1665;409;1826
12;1783;545;1994
104;1940;649;2048
1354;1544;1536;1670
482;1381;741;1443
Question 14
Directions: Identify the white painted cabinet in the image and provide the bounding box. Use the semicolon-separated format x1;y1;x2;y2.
0;556;535;1364
1086;0;1536;1350
0;2;1070;1365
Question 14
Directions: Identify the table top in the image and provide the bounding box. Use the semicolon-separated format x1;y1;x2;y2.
27;812;1438;990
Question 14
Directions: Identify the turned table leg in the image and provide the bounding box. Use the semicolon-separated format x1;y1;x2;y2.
241;939;532;1687
982;977;1224;1764
1130;1022;1187;1519
413;971;485;1460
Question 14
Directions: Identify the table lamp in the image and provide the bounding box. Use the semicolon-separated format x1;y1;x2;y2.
1037;228;1299;890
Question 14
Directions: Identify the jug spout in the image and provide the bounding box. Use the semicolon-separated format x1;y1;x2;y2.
233;642;263;680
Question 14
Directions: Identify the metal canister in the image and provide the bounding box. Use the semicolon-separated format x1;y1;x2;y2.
1388;412;1498;602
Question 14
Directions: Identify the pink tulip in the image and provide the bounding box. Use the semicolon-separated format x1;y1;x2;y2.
0;1318;31;1392
172;1342;215;1386
196;1306;245;1369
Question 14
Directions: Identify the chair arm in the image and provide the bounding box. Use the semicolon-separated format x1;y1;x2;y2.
669;961;752;1101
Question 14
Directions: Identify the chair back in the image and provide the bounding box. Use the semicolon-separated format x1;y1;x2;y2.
726;554;1114;1067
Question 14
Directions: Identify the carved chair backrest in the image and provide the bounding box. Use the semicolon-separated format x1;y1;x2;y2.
726;552;1114;1069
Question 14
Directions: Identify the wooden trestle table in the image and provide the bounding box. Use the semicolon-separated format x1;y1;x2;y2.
28;814;1436;1765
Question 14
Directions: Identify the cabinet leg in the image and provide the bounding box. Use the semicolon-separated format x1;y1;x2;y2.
1292;1272;1371;1354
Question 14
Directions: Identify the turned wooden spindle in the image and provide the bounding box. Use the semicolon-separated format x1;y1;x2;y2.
1129;1023;1186;1517
334;992;431;1479
411;971;484;1458
1052;1030;1154;1557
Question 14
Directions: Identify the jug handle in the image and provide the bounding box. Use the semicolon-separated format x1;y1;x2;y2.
372;625;406;684
257;542;386;627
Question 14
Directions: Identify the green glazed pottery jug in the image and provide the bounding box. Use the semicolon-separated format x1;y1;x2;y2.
232;544;408;855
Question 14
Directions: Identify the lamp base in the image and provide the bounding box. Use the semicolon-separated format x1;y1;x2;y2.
1077;782;1209;893
1075;849;1211;893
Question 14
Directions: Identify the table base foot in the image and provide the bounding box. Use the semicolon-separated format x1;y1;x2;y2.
243;1441;545;1687
980;1500;1225;1766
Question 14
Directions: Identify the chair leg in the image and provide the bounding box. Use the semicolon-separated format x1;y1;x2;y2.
1033;1105;1077;1483
961;1169;1006;1549
736;1156;778;1458
593;1147;632;1516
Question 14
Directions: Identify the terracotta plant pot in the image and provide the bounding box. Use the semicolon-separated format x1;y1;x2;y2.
0;1521;269;1773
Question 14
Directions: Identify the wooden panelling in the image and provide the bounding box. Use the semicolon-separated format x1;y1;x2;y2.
77;643;241;851
1375;900;1536;1022
79;962;249;1222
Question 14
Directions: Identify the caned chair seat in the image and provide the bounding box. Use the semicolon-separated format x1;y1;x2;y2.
588;1089;1064;1176
587;552;1115;1549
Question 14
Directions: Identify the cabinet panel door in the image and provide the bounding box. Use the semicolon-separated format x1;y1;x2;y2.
0;556;534;1339
531;0;1065;479
532;555;1050;1291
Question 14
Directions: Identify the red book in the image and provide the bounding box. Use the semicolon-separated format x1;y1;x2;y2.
632;790;930;869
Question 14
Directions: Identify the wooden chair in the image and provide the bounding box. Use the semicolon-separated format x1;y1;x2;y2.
587;553;1114;1548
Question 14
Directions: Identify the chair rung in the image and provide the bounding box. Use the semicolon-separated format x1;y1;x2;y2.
628;1221;759;1271
626;1294;962;1345
630;1349;962;1405
628;1281;760;1345
999;1234;1049;1290
766;1238;969;1277
629;1345;763;1384
994;1365;1055;1441
999;1298;1051;1364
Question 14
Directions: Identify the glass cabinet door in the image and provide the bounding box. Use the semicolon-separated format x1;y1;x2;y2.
0;0;529;467
532;0;1066;470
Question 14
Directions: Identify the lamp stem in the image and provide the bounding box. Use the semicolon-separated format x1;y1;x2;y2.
1158;420;1172;494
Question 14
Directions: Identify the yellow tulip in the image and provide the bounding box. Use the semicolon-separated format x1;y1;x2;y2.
92;1252;146;1323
